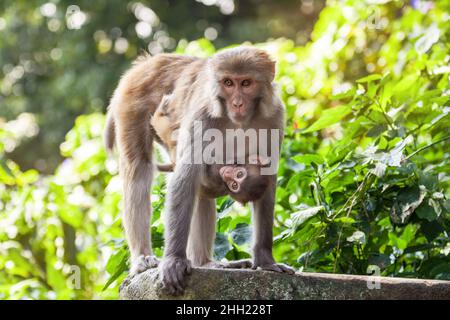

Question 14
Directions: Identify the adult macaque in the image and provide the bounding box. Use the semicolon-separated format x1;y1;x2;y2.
105;47;294;295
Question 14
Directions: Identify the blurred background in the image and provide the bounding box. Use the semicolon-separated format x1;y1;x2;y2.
1;0;325;172
0;0;449;299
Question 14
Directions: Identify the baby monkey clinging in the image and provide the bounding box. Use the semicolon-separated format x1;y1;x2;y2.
153;94;272;204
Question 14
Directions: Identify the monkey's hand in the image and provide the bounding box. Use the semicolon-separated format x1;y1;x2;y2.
159;256;192;295
131;255;160;274
252;259;296;275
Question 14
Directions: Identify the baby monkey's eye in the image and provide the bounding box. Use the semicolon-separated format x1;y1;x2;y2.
236;171;244;179
241;79;251;87
231;182;239;190
223;78;233;87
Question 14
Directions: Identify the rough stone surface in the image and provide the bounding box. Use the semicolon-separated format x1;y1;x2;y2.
119;267;450;300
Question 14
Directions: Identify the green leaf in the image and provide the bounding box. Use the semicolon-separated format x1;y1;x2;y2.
366;124;387;137
390;185;426;225
292;154;324;165
380;81;394;108
368;254;391;269
420;221;444;242
388;233;408;250
105;248;128;275
428;262;450;279
0;159;15;184
230;223;252;245
291;206;324;228
404;243;437;254
102;265;127;291
416;201;438;222
58;207;84;229
217;216;232;233
418;172;439;191
103;248;129;291
225;243;251;261
286;172;302;191
393;74;419;94
214;233;232;260
428;198;442;217
331;87;356;100
401;224;416;245
356;74;382;83
286;169;315;191
217;197;235;217
335;217;356;224
303;105;352;133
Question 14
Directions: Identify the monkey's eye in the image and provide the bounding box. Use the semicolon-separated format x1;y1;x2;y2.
231;181;239;191
223;79;233;87
241;79;252;87
236;171;244;179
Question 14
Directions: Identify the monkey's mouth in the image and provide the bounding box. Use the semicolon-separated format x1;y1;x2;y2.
230;112;249;124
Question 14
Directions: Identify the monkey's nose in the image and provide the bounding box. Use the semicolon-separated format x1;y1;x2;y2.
220;167;234;181
232;101;243;109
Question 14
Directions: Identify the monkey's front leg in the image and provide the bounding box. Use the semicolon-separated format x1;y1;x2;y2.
251;179;296;274
159;163;199;295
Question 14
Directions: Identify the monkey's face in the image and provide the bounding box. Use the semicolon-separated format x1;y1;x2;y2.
218;75;261;124
219;164;270;204
219;166;247;193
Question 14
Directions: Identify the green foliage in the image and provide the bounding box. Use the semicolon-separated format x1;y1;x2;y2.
273;0;450;279
0;114;123;299
1;0;449;299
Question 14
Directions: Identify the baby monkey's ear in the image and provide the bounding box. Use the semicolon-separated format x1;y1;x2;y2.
248;154;271;167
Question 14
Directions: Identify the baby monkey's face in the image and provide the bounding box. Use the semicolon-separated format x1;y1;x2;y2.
219;166;248;193
218;155;271;203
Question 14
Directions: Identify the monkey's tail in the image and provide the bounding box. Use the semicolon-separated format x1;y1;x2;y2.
156;163;174;172
104;111;116;153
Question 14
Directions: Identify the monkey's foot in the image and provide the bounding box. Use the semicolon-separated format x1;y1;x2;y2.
205;259;253;269
253;262;296;274
131;255;160;274
159;256;192;295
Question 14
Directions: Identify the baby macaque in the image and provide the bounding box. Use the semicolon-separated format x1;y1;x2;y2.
151;94;179;166
157;154;271;204
213;154;271;204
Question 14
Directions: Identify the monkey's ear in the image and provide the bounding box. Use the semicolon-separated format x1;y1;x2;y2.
259;50;276;81
248;154;271;167
268;60;276;82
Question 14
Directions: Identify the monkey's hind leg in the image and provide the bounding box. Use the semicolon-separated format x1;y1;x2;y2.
121;158;160;274
187;197;216;267
117;112;159;274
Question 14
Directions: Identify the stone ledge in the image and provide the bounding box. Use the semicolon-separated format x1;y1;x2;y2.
119;267;450;300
